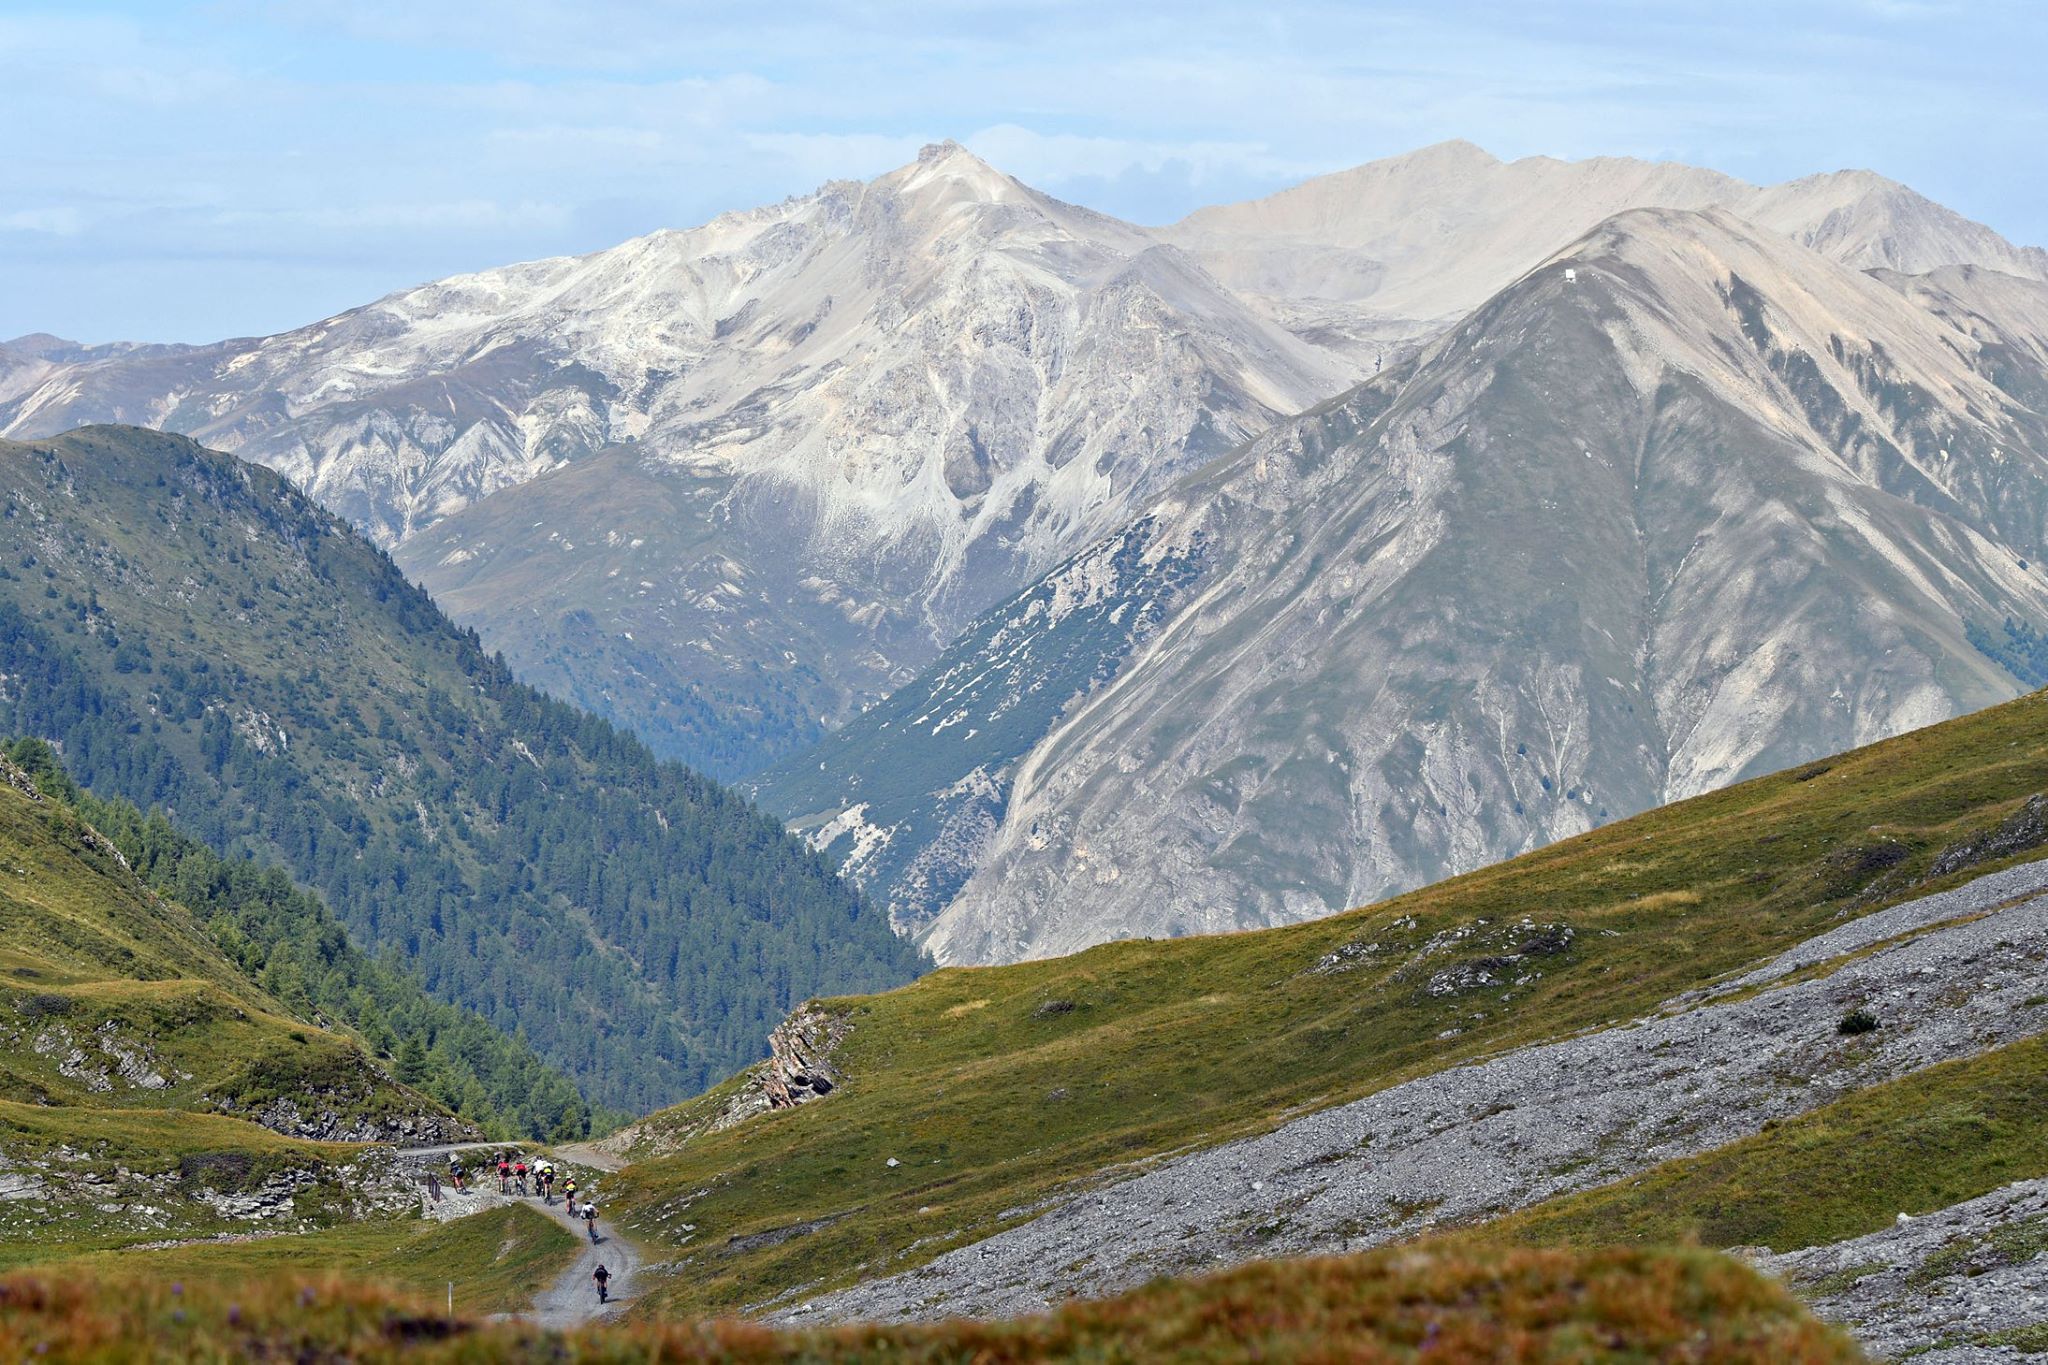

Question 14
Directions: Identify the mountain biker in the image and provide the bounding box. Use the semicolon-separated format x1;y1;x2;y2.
581;1203;599;1243
514;1159;528;1194
592;1263;610;1303
563;1178;578;1215
496;1157;511;1193
447;1154;465;1191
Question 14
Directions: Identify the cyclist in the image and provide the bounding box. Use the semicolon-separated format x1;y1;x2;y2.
447;1154;465;1191
514;1159;528;1195
581;1203;600;1244
592;1263;610;1303
496;1156;511;1193
563;1178;579;1215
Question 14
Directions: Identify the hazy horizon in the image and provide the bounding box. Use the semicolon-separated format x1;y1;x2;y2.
5;0;2045;344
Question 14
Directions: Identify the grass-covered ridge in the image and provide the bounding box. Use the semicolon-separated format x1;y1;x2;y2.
609;685;2048;1316
0;753;440;1136
0;746;469;1256
0;1241;1862;1363
0;425;927;1114
6;737;584;1139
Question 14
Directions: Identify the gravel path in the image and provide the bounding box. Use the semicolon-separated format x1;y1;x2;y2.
526;1194;644;1329
1761;1179;2048;1362
783;862;2048;1324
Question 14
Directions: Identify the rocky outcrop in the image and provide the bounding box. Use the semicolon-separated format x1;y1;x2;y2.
694;1003;851;1135
599;1003;852;1162
759;1005;851;1111
0;1143;418;1245
27;1019;187;1094
1761;1179;2048;1362
0;755;44;803
234;1096;475;1147
1928;793;2048;880
781;859;2048;1324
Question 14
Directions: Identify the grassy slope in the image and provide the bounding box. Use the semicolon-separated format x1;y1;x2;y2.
43;1204;581;1316
1476;1033;2048;1255
0;1100;372;1269
0;767;439;1129
0;1241;1862;1364
611;687;2048;1316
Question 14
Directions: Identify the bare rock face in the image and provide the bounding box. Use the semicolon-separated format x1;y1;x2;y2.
759;1004;850;1111
766;207;2048;965
607;1001;855;1158
235;1096;477;1147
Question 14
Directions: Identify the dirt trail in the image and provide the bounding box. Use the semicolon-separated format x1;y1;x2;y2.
526;1193;645;1328
389;1141;649;1323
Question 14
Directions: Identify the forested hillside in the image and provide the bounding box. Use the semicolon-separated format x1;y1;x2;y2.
5;737;586;1138
0;427;927;1113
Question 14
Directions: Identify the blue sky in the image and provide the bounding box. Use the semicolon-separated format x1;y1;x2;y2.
3;0;2044;343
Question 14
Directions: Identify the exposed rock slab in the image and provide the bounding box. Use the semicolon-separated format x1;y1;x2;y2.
1762;1179;2048;1362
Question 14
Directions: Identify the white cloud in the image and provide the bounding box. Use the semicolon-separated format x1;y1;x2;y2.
961;125;1307;190
0;207;85;236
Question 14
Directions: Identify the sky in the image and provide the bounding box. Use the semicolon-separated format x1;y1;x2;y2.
3;0;2044;344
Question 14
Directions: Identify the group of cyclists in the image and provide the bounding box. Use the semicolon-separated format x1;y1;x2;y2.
442;1149;613;1298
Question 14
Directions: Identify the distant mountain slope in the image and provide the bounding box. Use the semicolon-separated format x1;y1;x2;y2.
17;146;2033;781
763;208;2048;962
1161;140;2048;364
0;426;925;1112
749;512;1206;935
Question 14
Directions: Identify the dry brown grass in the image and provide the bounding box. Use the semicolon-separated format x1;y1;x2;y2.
0;1240;1862;1363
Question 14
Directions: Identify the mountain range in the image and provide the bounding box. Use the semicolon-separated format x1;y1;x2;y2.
8;142;2048;964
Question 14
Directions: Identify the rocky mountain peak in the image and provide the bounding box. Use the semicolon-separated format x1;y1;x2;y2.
1393;137;1503;170
887;139;1024;207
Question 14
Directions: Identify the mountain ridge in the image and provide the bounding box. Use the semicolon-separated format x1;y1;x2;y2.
10;142;2041;781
